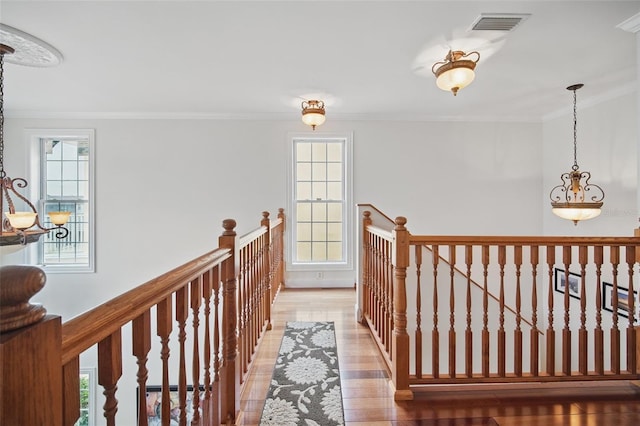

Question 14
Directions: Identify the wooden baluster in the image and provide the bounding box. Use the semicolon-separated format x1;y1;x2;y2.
514;245;523;377
465;245;473;378
448;244;456;378
626;246;636;373
374;235;381;338
611;246;621;374
578;246;588;375
175;286;189;426
63;358;80;426
415;245;423;378
594;246;604;375
362;212;372;321
546;245;556;376
239;246;247;376
156;297;173;426
391;216;411;400
498;245;506;377
482;245;490;378
530;245;539;376
262;212;272;330
132;310;151;426
388;238;395;356
98;330;122;426
385;238;392;354
156;296;173;424
562;246;572;376
432;244;440;378
190;277;202;425
202;269;213;422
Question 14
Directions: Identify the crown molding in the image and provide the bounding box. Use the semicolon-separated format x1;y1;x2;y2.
617;12;640;34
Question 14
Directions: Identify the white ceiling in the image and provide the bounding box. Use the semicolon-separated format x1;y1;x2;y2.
1;1;639;122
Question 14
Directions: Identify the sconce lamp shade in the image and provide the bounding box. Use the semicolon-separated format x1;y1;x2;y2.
432;50;480;96
48;211;71;226
301;100;326;130
5;212;37;230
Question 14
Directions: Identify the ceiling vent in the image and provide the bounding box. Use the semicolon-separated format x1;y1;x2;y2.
470;13;531;32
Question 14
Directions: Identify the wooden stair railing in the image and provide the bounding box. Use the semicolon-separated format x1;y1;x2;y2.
0;209;285;426
361;209;640;401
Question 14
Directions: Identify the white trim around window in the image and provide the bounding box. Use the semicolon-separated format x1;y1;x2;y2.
26;129;96;273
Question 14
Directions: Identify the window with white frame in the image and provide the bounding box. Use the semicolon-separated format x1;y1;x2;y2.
27;129;95;272
290;135;352;267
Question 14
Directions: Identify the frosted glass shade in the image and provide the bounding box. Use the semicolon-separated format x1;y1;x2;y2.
436;67;475;94
552;203;602;224
5;212;37;230
48;211;71;226
301;112;326;128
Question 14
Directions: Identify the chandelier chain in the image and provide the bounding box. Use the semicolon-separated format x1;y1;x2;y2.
0;51;4;178
572;88;579;172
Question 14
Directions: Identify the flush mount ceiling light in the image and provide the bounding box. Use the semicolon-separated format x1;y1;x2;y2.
301;100;326;130
549;84;604;225
0;43;70;245
431;50;480;96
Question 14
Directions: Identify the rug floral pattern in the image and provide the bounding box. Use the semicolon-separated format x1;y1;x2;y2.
260;321;345;426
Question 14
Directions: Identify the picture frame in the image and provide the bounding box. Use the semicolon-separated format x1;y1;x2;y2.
602;282;638;318
141;385;205;425
554;268;581;300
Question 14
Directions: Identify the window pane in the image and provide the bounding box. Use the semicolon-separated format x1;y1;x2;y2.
297;242;311;261
327;143;342;161
47;181;62;198
62;161;78;180
312;203;326;221
311;143;326;161
327;242;343;261
327;163;342;181
312;223;326;241
297;163;311;181
327;203;342;221
311;163;326;181
327;182;342;200
62;181;78;197
312;242;327;261
297;143;311;161
47;162;62;180
297;182;312;200
297;202;311;221
327;223;342;241
311;182;326;200
297;223;311;241
62;141;78;160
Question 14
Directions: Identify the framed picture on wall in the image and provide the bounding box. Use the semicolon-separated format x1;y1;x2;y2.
554;268;581;300
603;282;638;318
141;385;205;425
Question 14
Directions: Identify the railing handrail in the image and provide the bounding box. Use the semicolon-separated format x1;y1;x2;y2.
409;235;640;245
358;203;395;226
61;247;231;365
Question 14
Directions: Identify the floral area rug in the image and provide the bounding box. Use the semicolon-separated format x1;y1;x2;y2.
259;321;345;426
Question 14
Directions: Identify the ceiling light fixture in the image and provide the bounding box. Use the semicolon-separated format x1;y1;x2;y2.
432;50;480;96
0;44;70;246
301;100;326;130
549;83;604;225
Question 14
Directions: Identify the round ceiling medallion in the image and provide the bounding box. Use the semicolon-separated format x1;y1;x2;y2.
0;24;63;67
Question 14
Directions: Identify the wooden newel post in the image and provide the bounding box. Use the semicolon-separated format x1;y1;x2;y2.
278;208;286;290
0;265;63;426
261;211;272;330
219;219;239;424
391;216;413;400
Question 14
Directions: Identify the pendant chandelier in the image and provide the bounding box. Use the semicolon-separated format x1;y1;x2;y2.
0;43;70;246
549;83;604;225
432;50;480;96
301;99;326;130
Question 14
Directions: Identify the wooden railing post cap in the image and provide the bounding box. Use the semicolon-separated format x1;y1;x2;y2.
262;211;270;220
363;211;371;219
0;265;47;332
222;219;237;236
395;216;407;230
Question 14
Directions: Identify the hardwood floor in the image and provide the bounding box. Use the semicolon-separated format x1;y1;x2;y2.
237;288;640;425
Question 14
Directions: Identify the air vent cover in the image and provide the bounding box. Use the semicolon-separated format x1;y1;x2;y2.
470;14;531;31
